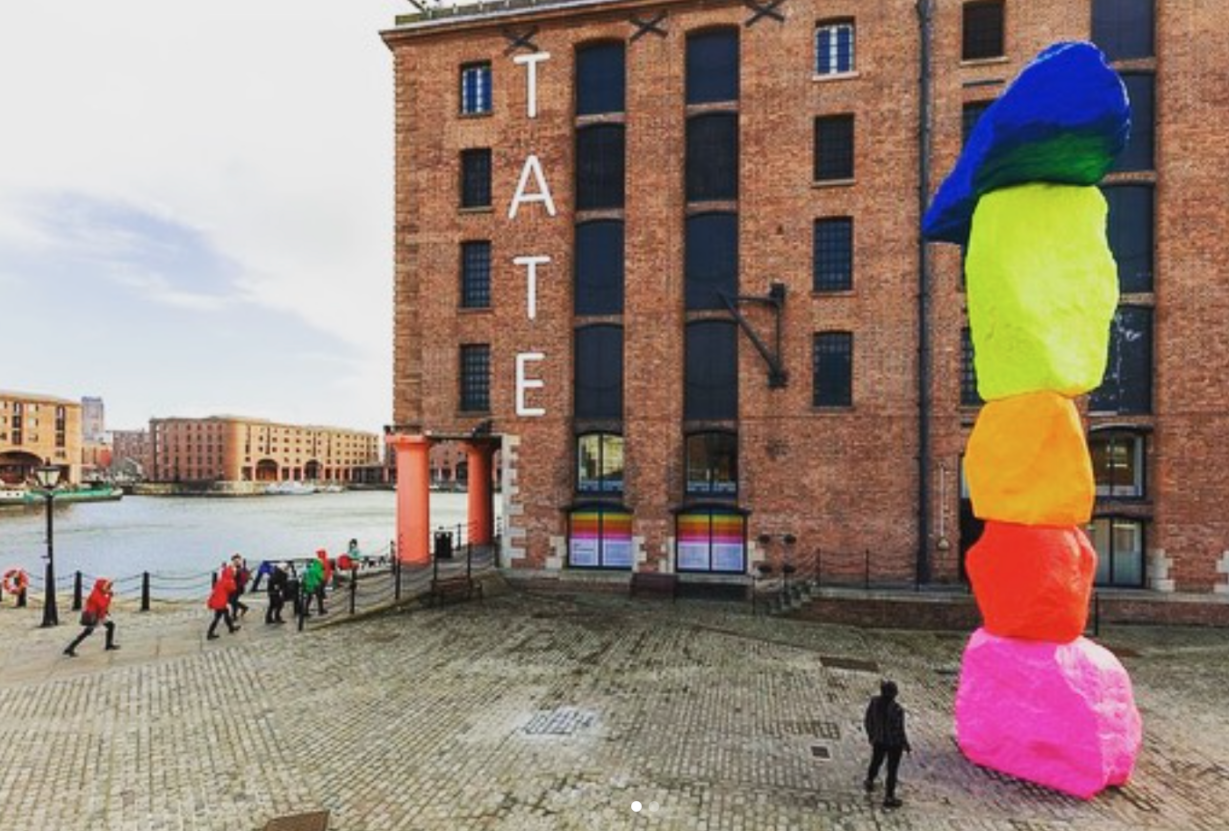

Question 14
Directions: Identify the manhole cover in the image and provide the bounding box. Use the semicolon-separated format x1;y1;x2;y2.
821;656;880;673
523;707;597;736
811;744;832;760
264;811;329;831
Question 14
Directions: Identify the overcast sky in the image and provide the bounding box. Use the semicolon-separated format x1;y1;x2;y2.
0;3;407;433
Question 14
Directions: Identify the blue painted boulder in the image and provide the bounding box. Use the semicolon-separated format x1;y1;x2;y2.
922;42;1130;246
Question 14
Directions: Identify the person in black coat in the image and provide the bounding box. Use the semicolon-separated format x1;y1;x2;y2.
265;562;289;624
864;679;912;809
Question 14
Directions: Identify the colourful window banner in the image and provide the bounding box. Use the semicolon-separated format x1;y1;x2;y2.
677;510;746;572
570;509;633;569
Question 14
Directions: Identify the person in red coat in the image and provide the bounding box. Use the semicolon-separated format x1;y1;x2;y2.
317;548;335;589
64;577;118;657
206;562;241;640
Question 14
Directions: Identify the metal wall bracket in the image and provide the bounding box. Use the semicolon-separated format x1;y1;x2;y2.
743;0;786;27
720;282;788;388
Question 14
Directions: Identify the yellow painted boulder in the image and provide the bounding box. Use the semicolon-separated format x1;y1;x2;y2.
964;391;1095;525
965;183;1119;401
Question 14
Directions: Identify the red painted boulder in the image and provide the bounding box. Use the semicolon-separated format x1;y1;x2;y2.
955;628;1142;799
966;521;1096;642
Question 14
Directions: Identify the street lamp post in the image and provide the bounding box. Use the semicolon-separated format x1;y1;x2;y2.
34;462;61;627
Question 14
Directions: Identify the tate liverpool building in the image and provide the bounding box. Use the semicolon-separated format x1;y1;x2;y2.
382;1;1229;596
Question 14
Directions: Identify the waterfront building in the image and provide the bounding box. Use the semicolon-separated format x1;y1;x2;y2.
0;390;83;484
382;2;1229;597
110;429;152;478
148;417;382;484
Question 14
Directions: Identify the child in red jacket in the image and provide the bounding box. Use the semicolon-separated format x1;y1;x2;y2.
64;578;118;657
206;562;241;640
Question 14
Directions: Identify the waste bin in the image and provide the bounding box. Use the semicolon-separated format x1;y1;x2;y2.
434;531;454;559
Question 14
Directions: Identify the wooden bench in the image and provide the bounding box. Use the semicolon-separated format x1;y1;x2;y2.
429;575;484;606
629;571;678;602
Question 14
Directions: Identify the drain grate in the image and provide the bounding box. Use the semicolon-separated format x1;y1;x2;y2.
264;811;329;831
523;707;597;736
820;655;880;673
811;744;832;760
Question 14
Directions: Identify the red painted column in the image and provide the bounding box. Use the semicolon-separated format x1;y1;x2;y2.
465;443;494;546
388;434;430;565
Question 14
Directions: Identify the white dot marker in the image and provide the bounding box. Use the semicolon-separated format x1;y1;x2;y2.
631;801;642;813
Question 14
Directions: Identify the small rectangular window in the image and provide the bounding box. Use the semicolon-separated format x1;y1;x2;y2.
813;218;852;292
962;100;993;147
1087;517;1145;588
815;21;855;75
685;321;738;420
460;242;491;309
459;345;491;412
1090;432;1145;498
686;114;739;202
813;332;853;407
814;115;854;182
1089;306;1152;415
1111;74;1154;173
1103;186;1154;293
460;63;492;115
576;125;625;211
460;149;492;209
962;1;1005;61
576;43;625;116
686;30;739;104
574;326;624;420
685;213;738;311
961;328;982;407
1092;0;1154;62
574;221;624;316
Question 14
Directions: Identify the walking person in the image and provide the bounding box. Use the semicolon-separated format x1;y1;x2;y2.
265;562;289;624
63;577;119;657
864;679;912;809
228;553;251;619
302;556;326;617
283;563;302;620
317;548;336;591
206;561;240;640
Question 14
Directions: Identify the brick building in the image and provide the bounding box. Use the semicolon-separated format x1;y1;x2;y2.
110;429;152;477
0;390;83;484
382;1;1229;593
148;417;382;485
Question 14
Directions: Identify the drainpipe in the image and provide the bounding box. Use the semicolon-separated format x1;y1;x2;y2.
915;0;934;585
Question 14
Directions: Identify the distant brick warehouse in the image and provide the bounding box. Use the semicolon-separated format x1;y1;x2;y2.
148;417;382;485
382;1;1229;595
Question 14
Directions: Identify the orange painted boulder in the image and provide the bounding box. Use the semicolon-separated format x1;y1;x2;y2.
967;521;1096;642
964;392;1095;526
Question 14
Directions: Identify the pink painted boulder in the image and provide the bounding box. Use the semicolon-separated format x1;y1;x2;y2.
955;628;1142;799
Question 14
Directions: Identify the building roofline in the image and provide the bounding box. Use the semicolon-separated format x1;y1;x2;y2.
0;390;82;407
148;415;381;436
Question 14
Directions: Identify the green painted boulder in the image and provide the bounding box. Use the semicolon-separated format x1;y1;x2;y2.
966;183;1119;400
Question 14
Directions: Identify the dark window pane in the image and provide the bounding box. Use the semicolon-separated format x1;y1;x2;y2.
576;43;625;115
1092;0;1154;62
961;328;982;406
686;113;739;202
813;218;852;292
460;148;492;208
816;22;855;75
963;1;1004;60
686;432;738;495
686;30;739;104
962;100;993;147
575;325;623;420
460;63;491;114
813;332;853;407
1112;74;1155;173
460;241;491;308
1090;432;1145;498
814;115;854;181
1103;186;1154;293
460;344;490;412
1090;306;1152;414
576;125;625;210
685;213;738;310
574;221;624;315
685;321;738;420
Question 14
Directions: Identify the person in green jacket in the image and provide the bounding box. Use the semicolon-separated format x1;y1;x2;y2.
302;557;326;617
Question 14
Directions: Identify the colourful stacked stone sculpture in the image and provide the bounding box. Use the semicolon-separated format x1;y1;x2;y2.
923;42;1142;800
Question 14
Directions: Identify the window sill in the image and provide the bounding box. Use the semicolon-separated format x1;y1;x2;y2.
458;306;493;314
812;179;855;189
812;70;860;83
457;410;492;418
458;206;494;215
810;289;855;299
959;56;1009;68
458;111;494;120
810;405;854;413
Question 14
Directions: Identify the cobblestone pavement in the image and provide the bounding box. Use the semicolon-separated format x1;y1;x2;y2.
0;589;1226;831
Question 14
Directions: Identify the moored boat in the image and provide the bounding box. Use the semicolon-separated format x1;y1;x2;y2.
0;484;124;508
